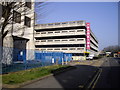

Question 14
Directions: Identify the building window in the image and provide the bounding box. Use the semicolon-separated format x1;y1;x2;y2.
35;40;39;42
77;48;84;50
54;48;60;50
77;39;84;41
55;31;60;33
62;22;67;24
48;24;53;26
62;40;67;41
48;40;53;42
41;24;46;26
41;49;46;50
25;2;31;9
48;32;53;34
62;48;67;50
13;10;21;23
69;39;75;41
77;21;83;24
35;49;39;50
2;5;6;18
55;23;60;25
69;48;76;50
77;30;84;32
41;32;46;34
69;30;75;32
55;40;60;42
47;48;53;50
69;21;76;24
36;32;40;34
41;40;46;42
25;16;31;27
62;31;67;33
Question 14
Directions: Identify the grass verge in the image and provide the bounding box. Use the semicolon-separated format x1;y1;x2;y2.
2;65;70;85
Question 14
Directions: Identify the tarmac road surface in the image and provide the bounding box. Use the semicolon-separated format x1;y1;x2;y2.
93;57;120;88
22;64;99;88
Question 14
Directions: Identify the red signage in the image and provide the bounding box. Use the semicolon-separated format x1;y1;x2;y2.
86;23;90;50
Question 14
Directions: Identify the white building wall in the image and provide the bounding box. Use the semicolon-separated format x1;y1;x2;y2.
1;1;35;64
12;2;35;60
24;1;35;60
35;20;86;29
35;38;86;45
38;47;86;53
35;29;86;37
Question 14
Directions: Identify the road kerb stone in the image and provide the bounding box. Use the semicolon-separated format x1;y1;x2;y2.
2;66;76;88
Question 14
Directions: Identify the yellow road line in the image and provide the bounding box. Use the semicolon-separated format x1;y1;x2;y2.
87;68;102;89
92;68;102;89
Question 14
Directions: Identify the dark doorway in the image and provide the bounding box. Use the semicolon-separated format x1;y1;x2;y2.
12;36;29;62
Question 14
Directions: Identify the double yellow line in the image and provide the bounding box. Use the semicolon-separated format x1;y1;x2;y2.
80;67;102;89
87;68;102;89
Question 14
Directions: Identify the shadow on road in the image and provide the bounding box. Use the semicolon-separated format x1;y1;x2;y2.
51;65;99;88
22;58;120;89
52;58;120;89
94;64;120;88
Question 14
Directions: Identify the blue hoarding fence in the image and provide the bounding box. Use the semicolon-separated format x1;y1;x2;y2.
35;51;72;65
63;53;72;64
1;47;72;74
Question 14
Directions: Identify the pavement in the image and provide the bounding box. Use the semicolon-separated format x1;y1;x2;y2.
22;58;105;88
68;59;104;67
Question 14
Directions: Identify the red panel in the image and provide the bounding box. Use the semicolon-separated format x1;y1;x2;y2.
86;23;91;50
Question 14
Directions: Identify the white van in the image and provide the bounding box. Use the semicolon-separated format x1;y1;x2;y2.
86;54;94;60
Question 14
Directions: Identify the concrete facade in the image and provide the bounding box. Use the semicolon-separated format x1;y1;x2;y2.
1;1;35;64
34;20;99;60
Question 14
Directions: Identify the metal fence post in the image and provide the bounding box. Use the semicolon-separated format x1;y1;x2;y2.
62;58;64;65
66;57;68;65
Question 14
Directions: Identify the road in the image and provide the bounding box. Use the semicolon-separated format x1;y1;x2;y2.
21;57;120;88
22;64;98;88
93;57;120;88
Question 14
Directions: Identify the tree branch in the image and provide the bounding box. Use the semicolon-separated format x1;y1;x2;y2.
2;30;9;39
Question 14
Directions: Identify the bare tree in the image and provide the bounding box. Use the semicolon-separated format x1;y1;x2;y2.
0;1;47;46
0;1;48;65
1;2;29;46
103;45;120;52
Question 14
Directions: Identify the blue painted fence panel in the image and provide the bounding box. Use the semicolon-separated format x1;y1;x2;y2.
64;53;72;62
2;49;72;74
35;52;72;64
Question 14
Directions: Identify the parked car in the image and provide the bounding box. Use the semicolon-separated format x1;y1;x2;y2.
86;54;94;60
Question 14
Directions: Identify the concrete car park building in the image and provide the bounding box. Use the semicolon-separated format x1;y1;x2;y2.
34;20;99;60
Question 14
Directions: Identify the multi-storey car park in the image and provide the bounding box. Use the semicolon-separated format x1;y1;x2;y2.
34;20;99;60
